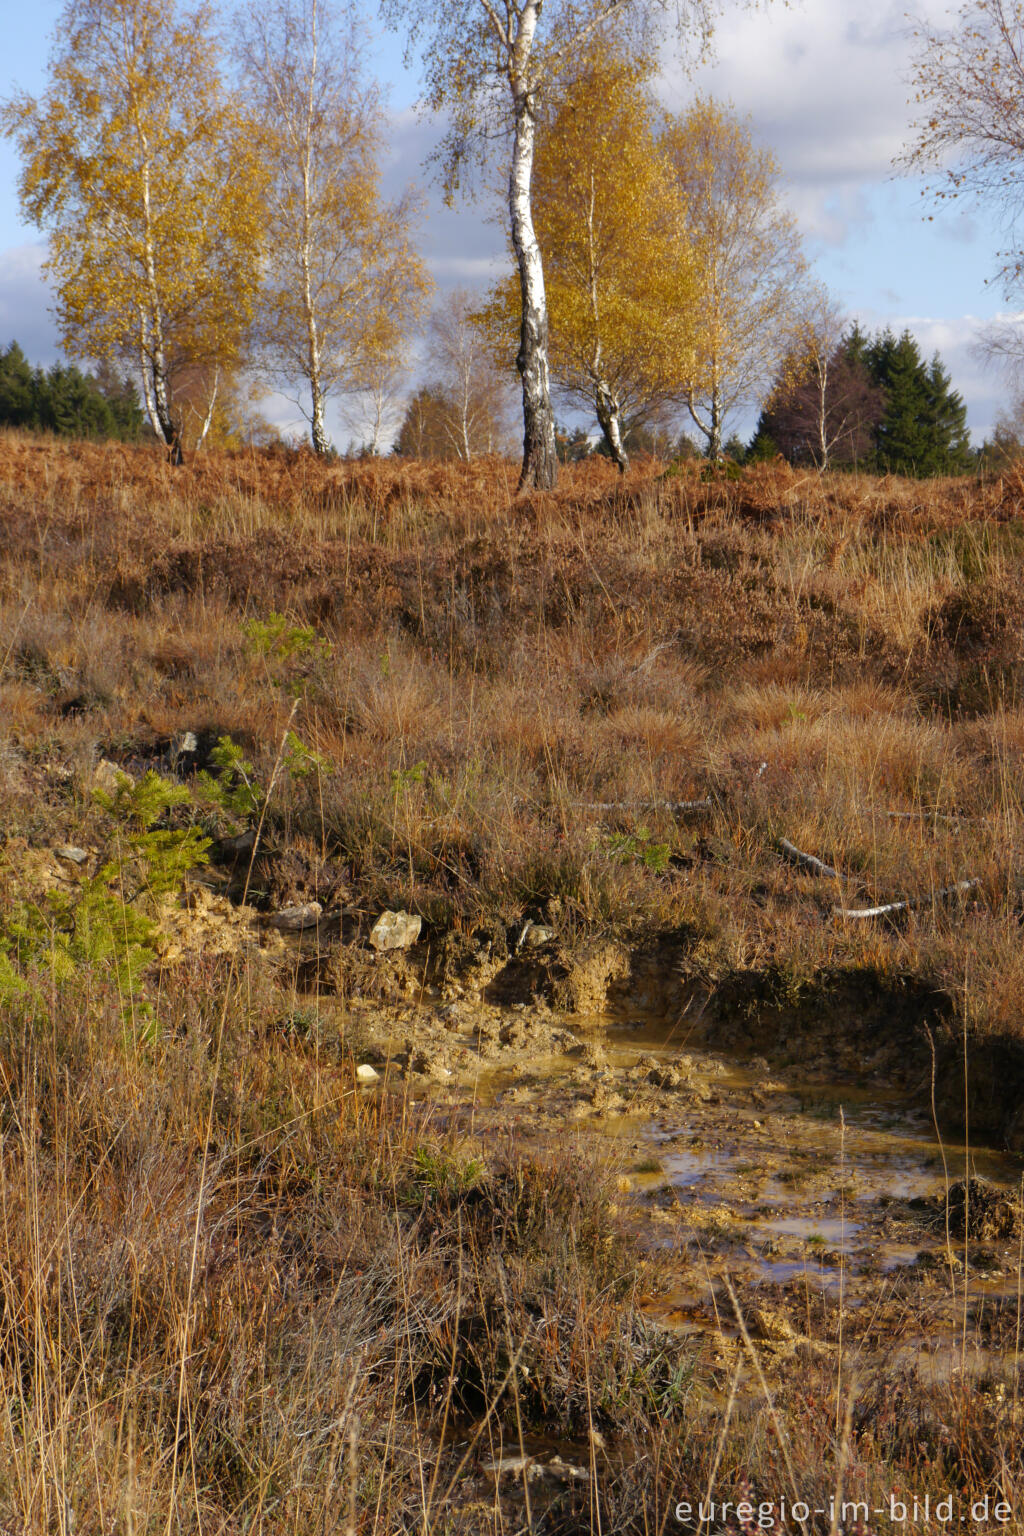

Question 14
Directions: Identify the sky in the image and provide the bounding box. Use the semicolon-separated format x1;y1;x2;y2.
0;0;1019;448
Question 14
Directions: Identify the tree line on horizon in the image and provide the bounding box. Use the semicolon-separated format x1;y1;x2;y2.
0;341;145;443
748;325;974;477
7;318;1012;479
2;0;1021;481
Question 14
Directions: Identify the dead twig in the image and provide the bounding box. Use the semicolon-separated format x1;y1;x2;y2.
834;879;980;920
777;837;843;880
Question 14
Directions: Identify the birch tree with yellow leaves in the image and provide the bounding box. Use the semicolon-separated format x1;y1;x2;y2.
381;0;726;490
1;0;265;464
239;0;432;456
484;48;699;471
662;98;808;459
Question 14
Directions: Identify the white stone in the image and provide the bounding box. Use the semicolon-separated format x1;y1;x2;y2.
369;910;422;951
55;845;89;865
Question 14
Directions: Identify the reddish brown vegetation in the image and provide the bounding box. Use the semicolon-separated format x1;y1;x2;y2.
1;433;1023;1530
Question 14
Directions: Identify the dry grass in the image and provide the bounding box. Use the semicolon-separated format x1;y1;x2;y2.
0;965;1020;1533
1;433;1024;1527
3;438;1023;1036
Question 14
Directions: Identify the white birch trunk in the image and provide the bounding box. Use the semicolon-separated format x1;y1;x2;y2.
708;367;723;460
302;2;330;456
138;327;162;441
595;377;628;471
585;171;627;472
685;391;722;460
138;147;182;462
367;386;386;455
135;145;181;457
508;9;557;491
195;366;221;450
816;354;829;470
302;177;329;453
459;358;472;459
310;369;329;455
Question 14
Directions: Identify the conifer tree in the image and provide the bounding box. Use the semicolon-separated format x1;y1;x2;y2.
755;325;973;476
392;385;460;459
0;343;34;429
925;355;973;473
0;341;145;440
868;329;972;476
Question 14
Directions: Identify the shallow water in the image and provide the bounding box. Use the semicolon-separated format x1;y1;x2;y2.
347;988;1023;1367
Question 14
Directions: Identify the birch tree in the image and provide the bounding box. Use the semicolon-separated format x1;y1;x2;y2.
426;288;516;459
483;46;698;471
239;0;431;455
662;98;807;459
380;0;719;491
903;1;1024;384
776;287;850;470
755;315;884;469
343;351;410;454
904;0;1024;289
1;0;264;464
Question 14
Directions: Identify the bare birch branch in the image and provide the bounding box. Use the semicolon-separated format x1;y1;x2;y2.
834;880;980;921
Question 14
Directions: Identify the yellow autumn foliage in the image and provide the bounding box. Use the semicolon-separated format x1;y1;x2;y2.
2;0;266;456
483;46;699;464
661;97;808;457
241;0;432;454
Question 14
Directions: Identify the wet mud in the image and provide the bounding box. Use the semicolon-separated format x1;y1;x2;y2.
301;974;1024;1514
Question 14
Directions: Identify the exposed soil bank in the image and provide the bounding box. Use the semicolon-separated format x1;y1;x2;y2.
314;917;1024;1151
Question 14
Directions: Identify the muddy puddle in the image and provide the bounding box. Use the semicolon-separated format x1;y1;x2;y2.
561;1021;1024;1387
332;988;1024;1390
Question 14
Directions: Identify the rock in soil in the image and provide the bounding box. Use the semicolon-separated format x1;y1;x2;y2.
518;920;556;950
268;901;323;932
370;910;423;951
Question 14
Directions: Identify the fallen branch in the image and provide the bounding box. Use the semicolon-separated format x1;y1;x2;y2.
777;837;843;881
775;837;981;920
834;878;980;921
510;796;713;817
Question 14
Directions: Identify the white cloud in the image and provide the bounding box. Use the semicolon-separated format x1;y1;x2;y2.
0;242;60;361
657;0;969;248
381;113;506;291
666;0;930;178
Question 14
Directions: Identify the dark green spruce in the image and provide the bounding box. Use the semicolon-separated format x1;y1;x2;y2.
750;324;974;475
0;341;145;442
